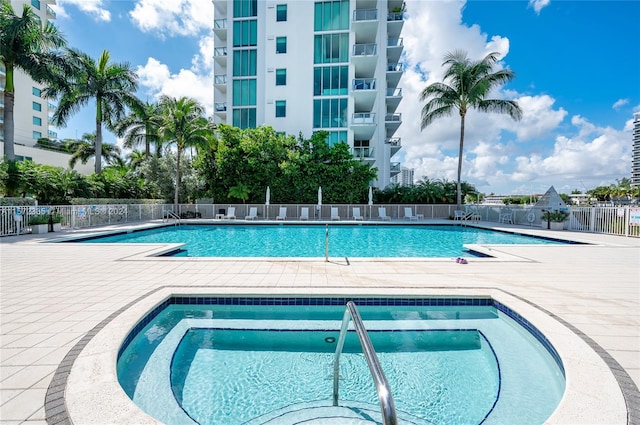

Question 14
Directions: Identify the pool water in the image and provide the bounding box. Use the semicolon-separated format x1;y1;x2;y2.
80;224;564;257
117;298;565;424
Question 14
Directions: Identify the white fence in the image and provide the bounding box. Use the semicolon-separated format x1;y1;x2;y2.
1;203;638;238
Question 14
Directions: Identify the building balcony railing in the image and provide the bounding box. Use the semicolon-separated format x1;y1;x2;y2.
386;88;402;97
390;162;401;172
46;4;56;18
214;102;228;112
353;43;377;56
387;12;404;21
387;63;404;72
213;19;227;30
47;130;57;138
352;113;376;124
388;38;403;47
353;8;377;21
385;137;401;147
214;47;228;57
385;113;402;122
214;75;227;84
353;78;376;90
353;147;375;159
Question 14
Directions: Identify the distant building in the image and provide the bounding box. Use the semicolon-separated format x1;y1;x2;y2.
632;113;640;187
212;0;405;188
390;166;413;186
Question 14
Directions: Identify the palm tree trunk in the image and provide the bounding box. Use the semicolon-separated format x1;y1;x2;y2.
174;145;181;211
456;114;465;210
95;121;102;174
3;91;16;160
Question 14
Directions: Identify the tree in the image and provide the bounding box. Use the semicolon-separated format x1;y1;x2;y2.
0;1;66;159
157;96;209;210
113;101;161;159
419;50;522;209
50;49;140;174
228;182;250;203
64;133;121;170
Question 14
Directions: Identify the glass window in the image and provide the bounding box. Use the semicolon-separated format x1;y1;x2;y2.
326;131;347;146
30;0;40;9
313;65;348;95
314;0;349;31
275;100;286;117
233;50;257;76
233;20;257;47
276;4;287;21
233;108;256;129
32;87;41;97
276;37;287;54
275;69;286;85
32;116;42;126
233;0;257;17
314;33;348;64
232;79;257;106
32;131;42;139
32;101;41;112
313;98;347;128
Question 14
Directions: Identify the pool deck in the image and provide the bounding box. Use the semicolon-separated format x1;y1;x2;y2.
0;220;639;424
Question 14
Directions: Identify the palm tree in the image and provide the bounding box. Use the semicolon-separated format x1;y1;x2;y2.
113;101;161;159
0;1;67;160
419;50;522;209
65;133;121;169
50;49;141;174
157;96;209;209
127;149;146;170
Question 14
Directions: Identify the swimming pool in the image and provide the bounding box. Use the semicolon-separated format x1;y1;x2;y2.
77;224;566;258
117;297;565;424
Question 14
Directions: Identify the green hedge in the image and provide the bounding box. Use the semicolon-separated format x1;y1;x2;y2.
0;197;37;206
70;198;165;205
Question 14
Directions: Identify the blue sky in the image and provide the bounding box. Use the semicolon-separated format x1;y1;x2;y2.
51;0;640;195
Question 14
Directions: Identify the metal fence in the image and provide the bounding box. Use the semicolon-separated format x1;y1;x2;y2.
1;203;638;238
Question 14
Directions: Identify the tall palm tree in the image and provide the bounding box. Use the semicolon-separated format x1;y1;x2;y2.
113;101;161;159
64;133;121;169
50;49;141;174
157;96;209;209
420;50;522;209
0;1;66;160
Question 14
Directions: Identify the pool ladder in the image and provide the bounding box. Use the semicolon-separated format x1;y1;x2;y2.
163;210;181;226
333;301;398;425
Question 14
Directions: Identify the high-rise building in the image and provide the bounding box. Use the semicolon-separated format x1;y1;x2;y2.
632;113;640;187
212;0;405;188
1;0;90;171
390;165;413;186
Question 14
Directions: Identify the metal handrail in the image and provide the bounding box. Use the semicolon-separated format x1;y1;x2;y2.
333;301;398;425
164;210;180;226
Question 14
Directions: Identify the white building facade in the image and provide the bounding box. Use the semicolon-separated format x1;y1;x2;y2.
212;0;405;188
632;112;640;187
0;0;59;158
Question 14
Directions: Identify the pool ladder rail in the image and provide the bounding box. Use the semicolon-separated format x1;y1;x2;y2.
333;301;398;425
163;210;181;226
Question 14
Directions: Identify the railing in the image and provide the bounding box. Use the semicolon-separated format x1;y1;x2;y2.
163;209;181;226
1;204;638;237
213;18;227;29
387;63;403;72
387;12;404;21
385;137;401;146
385;113;402;122
352;113;376;124
353;43;377;56
353;78;376;90
46;4;56;18
214;102;227;112
214;75;227;84
387;37;403;47
353;8;377;21
214;47;228;57
386;88;402;97
333;301;397;425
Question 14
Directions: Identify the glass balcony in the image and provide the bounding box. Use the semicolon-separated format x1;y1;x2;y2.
214;75;227;84
390;162;401;172
386;88;402;97
353;147;375;159
385;137;401;147
213;19;227;30
387;63;404;72
214;102;227;112
47;130;57;138
353;78;376;90
388;38;403;47
214;47;228;57
385;113;402;122
46;5;56;18
352;43;377;56
353;9;377;21
387;12;404;21
352;113;376;124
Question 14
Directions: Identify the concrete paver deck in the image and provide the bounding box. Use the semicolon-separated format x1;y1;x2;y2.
1;222;638;424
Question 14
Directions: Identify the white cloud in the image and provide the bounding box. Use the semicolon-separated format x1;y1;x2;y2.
612;98;629;110
137;58;213;114
528;0;551;15
56;0;111;22
129;0;213;38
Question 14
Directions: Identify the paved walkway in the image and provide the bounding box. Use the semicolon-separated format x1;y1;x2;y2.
0;222;638;424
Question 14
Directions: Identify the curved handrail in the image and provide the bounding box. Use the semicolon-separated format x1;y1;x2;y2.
163;210;180;226
333;301;398;425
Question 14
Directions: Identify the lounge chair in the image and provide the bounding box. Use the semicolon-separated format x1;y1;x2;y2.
245;207;257;220
378;207;390;220
404;207;418;221
223;207;236;220
454;210;466;221
276;207;287;220
499;209;514;224
352;207;363;220
331;207;340;220
300;207;309;220
465;206;481;222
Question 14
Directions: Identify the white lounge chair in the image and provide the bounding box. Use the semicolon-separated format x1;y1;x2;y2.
331;207;340;220
276;207;287;220
352;207;363;220
454;210;466;221
245;207;257;220
223;207;236;220
499;209;514;224
378;207;390;220
404;207;418;221
300;207;309;220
